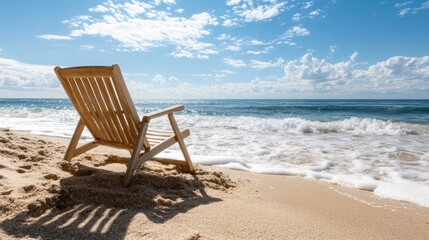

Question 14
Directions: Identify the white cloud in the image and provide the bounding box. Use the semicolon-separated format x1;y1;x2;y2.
247;50;267;55
284;52;354;81
151;74;178;85
224;18;238;27
239;2;286;22
224;58;246;68
303;1;314;9
175;8;184;13
328;45;337;56
287;26;310;36
224;0;287;25
226;0;241;6
62;16;93;27
171;46;194;58
250;57;284;69
0;57;58;89
65;1;218;58
171;42;218;59
36;35;73;40
395;1;429;16
309;9;321;16
292;13;301;22
154;0;176;5
283;53;429;95
190;69;236;81
219;70;236;75
395;1;413;8
80;45;95;50
247;45;272;55
89;5;110;13
218;34;267;54
199;48;219;55
359;55;429;80
226;38;243;51
227;45;241;51
217;33;233;41
278;25;310;44
249;39;264;45
218;36;248;52
398;8;411;16
291;8;322;22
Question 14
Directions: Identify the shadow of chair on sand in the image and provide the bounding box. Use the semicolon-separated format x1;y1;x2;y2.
0;161;226;240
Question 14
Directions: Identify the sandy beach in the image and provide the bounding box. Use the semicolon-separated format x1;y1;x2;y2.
1;128;429;240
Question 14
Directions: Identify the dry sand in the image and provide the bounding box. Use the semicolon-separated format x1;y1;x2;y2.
0;128;428;240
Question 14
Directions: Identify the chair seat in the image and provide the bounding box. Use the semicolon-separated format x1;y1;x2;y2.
146;129;174;146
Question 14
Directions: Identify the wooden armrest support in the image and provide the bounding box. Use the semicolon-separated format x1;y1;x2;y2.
143;105;184;122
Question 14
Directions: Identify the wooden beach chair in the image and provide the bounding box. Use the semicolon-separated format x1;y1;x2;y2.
54;64;194;186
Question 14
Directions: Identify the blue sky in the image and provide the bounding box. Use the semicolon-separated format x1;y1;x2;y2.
0;0;428;99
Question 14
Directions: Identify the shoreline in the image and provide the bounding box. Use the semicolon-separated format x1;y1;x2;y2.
1;128;429;239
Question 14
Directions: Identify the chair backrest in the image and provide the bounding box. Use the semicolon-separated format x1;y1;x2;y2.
55;64;140;147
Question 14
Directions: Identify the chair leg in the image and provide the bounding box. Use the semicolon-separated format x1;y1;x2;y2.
168;114;195;173
64;119;85;161
123;122;148;187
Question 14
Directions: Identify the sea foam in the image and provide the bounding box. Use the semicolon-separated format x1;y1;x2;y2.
0;104;428;208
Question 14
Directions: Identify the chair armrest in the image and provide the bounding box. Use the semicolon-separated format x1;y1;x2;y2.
142;105;184;122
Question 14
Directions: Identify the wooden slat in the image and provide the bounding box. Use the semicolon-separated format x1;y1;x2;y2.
148;140;163;146
91;77;122;143
68;77;106;140
147;129;189;146
147;129;173;134
147;134;172;141
111;65;149;149
57;66;114;78
147;130;173;137
56;75;96;139
69;77;105;139
96;140;134;150
112;65;140;126
81;77;116;142
77;78;112;140
97;77;129;144
104;77;135;144
110;67;139;140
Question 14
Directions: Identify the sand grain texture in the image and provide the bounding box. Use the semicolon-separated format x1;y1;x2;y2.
1;128;429;240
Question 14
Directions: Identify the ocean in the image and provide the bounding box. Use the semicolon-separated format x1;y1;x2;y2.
1;98;428;207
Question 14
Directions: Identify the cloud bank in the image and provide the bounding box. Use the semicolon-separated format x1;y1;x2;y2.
0;58;58;90
283;53;429;95
1;54;428;98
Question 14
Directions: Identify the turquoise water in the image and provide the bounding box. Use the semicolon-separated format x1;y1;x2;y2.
1;98;429;123
0;98;429;207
